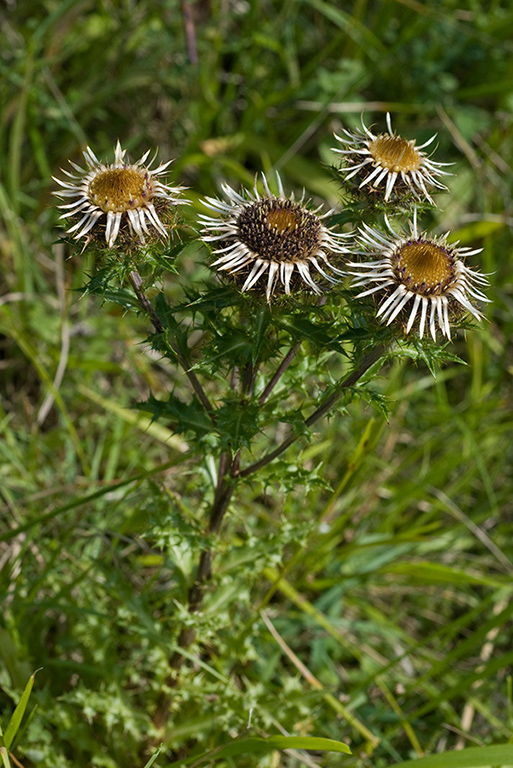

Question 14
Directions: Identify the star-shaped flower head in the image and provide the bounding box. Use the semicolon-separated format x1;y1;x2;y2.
54;141;185;248
332;114;451;205
199;174;350;301
348;209;490;340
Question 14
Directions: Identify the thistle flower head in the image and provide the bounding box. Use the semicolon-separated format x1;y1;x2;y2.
348;209;490;341
199;174;349;301
332;114;451;204
53;141;185;248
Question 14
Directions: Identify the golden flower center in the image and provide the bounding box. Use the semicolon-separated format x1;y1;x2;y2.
89;168;151;213
397;241;453;291
369;135;422;173
266;208;299;233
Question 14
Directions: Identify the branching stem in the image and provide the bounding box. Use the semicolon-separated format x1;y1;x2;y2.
128;270;215;415
259;341;302;405
150;329;385;730
240;345;386;478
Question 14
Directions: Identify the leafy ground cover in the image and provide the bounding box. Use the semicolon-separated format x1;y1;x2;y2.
1;1;513;767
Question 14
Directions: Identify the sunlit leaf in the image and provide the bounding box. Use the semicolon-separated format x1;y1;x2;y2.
2;670;40;750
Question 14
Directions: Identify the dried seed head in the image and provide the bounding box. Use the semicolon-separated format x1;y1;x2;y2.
199;174;350;301
238;198;322;263
88;168;153;213
368;136;422;174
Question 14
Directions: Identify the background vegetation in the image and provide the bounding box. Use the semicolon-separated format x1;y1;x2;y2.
1;1;513;767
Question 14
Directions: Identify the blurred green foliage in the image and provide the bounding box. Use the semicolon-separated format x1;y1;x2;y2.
1;1;513;767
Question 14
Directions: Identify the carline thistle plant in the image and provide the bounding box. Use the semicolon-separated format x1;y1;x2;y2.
199;173;350;300
53;121;490;735
348;209;490;340
332;113;451;204
53;140;186;247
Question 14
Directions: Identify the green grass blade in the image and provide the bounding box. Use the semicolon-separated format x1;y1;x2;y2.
167;736;351;766
2;670;39;750
216;735;351;756
0;315;89;473
0;458;184;543
142;744;163;768
394;744;513;768
303;0;386;60
220;735;351;757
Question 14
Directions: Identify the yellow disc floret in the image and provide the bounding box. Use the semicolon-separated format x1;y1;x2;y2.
397;241;453;291
369;135;422;173
89;168;150;213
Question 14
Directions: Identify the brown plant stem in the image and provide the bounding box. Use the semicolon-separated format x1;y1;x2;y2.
152;342;386;730
157;347;385;703
128;270;215;415
258;341;302;405
239;344;386;478
153;449;237;729
181;0;198;65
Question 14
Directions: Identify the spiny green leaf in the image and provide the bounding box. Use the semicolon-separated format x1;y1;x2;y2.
216;400;261;450
180;286;241;313
344;384;390;419
402;337;466;377
154;292;182;332
279;408;312;438
251;305;272;365
276;315;347;353
102;288;140;310
137;394;212;439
